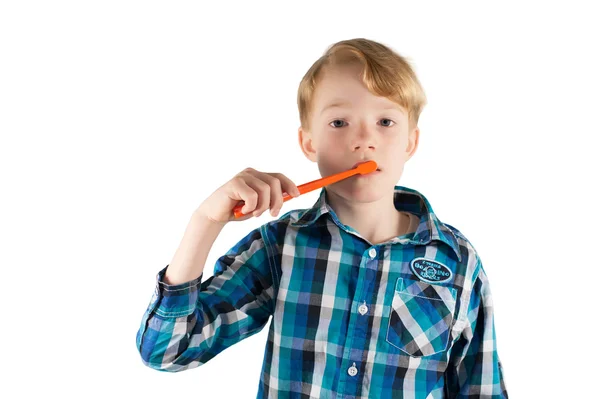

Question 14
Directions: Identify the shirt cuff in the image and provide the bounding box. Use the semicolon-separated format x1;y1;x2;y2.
151;264;204;319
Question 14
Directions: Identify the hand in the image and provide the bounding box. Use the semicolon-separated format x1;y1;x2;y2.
195;167;301;224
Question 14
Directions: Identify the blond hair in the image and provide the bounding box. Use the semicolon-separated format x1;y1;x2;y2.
297;38;427;132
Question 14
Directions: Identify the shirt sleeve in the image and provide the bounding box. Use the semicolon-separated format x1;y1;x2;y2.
135;225;277;372
444;259;509;398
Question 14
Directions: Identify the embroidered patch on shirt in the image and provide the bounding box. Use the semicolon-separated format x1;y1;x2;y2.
410;257;453;284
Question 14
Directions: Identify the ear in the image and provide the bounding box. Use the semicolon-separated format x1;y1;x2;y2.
406;126;420;161
298;126;318;162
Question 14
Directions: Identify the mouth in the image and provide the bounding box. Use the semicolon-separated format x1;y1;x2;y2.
352;161;381;171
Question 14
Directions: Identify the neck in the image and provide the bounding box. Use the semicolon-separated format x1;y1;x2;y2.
325;188;411;245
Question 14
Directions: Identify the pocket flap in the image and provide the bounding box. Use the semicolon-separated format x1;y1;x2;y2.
396;278;457;304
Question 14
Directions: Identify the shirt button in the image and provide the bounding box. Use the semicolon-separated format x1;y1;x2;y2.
348;362;358;376
358;303;368;315
368;248;377;258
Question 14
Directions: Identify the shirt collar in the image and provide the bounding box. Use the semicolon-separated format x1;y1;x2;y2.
289;185;462;262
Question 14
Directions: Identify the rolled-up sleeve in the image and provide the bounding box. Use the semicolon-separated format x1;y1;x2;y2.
135;226;276;372
445;261;509;398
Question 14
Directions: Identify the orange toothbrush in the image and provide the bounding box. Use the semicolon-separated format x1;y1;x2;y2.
232;160;378;218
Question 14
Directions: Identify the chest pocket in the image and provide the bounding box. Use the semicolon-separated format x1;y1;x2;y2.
386;277;458;357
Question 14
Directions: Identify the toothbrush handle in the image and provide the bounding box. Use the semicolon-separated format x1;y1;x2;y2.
232;168;358;218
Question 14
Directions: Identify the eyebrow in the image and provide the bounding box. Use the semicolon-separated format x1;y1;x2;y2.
320;100;405;116
320;100;351;116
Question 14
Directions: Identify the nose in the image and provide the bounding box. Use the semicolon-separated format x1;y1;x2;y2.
352;124;377;151
354;143;375;151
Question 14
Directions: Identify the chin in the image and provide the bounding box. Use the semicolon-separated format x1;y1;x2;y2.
328;181;391;203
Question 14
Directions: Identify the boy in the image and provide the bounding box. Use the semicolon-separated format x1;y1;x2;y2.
136;38;508;398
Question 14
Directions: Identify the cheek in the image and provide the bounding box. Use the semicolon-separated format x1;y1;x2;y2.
316;134;346;157
316;152;344;174
315;139;347;175
318;132;339;146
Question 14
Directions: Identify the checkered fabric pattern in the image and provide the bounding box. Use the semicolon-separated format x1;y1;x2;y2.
136;185;508;398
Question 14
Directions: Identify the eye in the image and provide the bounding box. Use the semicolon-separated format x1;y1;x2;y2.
329;119;347;128
379;118;395;127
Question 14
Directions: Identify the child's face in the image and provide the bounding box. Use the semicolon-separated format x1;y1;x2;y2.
299;63;419;202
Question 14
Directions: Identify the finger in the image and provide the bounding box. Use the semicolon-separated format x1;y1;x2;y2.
231;177;258;215
263;175;284;216
243;175;271;216
272;173;300;197
251;172;285;216
243;169;283;216
238;168;271;216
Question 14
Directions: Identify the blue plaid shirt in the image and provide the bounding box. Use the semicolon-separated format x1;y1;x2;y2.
136;185;508;398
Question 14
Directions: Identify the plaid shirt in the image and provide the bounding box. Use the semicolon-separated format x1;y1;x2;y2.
136;185;508;398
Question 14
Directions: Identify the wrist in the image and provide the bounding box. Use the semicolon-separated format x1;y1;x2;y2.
192;208;228;228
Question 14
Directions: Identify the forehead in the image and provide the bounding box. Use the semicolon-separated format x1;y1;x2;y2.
313;64;403;113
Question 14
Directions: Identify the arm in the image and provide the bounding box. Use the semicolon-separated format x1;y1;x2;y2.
164;211;226;285
445;260;509;398
135;220;277;372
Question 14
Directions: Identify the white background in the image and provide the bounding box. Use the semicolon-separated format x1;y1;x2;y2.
1;1;598;398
